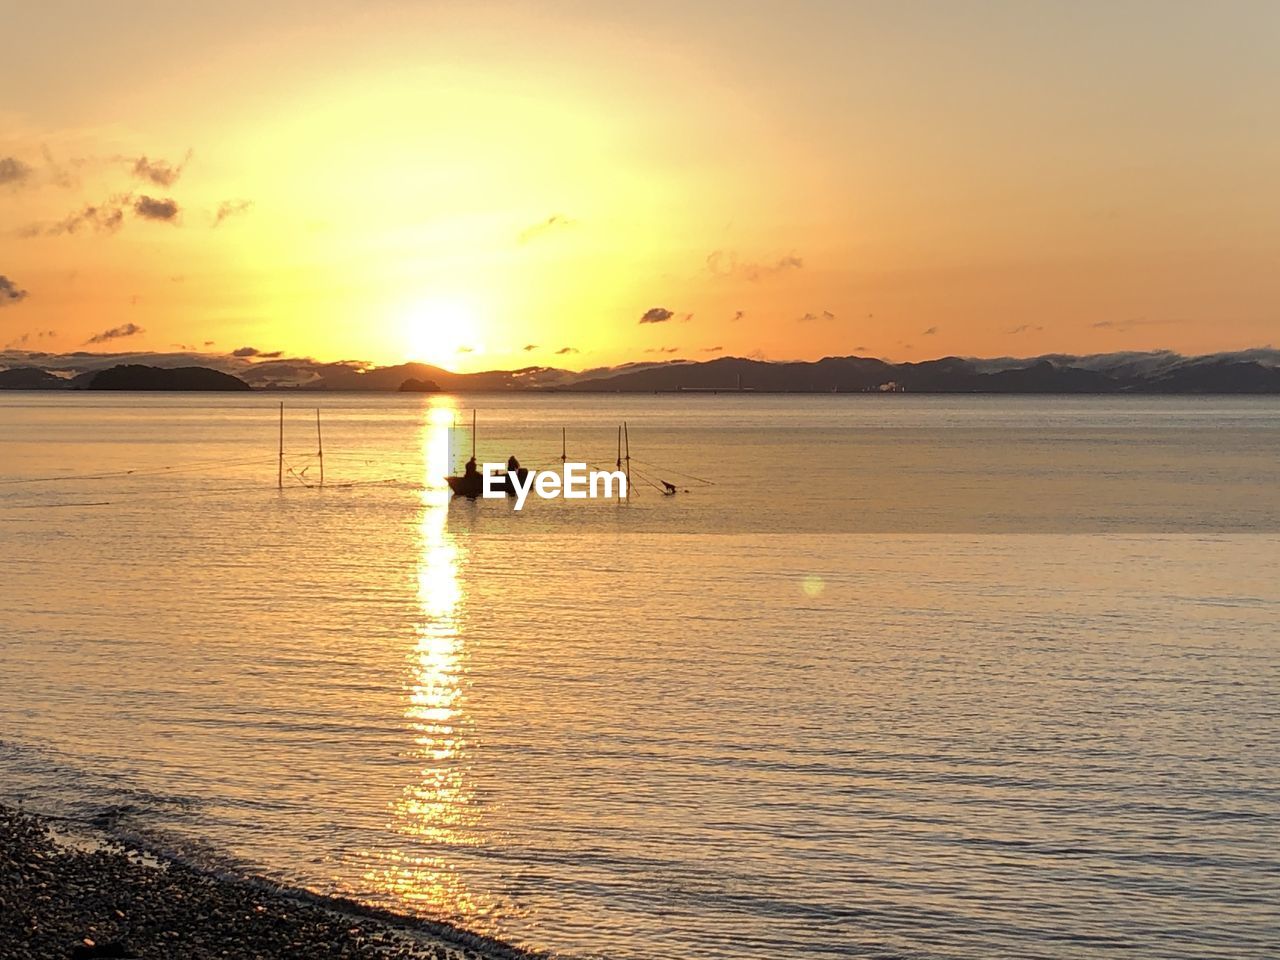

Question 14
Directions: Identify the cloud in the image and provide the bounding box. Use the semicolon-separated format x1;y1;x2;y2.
86;323;143;344
1092;317;1181;331
639;307;674;324
706;250;804;282
1007;324;1044;335
134;196;179;222
203;340;215;347
798;310;836;323
213;199;252;226
232;346;261;357
131;151;190;187
732;310;745;322
457;345;474;353
703;345;723;353
555;346;578;355
3;329;56;349
522;344;539;352
0;157;33;186
0;276;29;306
922;326;938;335
28;196;130;236
41;146;76;190
518;214;574;243
644;346;680;354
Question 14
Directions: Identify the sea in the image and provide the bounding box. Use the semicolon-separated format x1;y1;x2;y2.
1;392;1277;959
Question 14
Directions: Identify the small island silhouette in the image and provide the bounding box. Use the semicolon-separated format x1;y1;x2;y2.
398;377;441;393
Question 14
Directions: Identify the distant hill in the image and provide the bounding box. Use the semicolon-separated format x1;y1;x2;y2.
565;354;1280;394
0;367;69;389
87;365;252;391
3;349;1279;393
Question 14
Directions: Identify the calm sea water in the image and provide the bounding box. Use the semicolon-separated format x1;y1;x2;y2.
1;393;1278;959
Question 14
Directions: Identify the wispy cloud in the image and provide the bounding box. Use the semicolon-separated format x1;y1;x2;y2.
0;156;33;186
797;310;837;323
644;346;680;354
131;151;190;187
522;343;539;352
213;199;252;226
2;329;55;349
518;214;574;243
703;345;723;353
41;146;76;190
732;310;745;322
0;275;29;306
922;326;938;335
134;196;179;222
707;250;804;282
1092;317;1179;331
3;330;56;350
1007;324;1044;335
555;346;578;355
27;195;131;236
640;307;674;324
86;322;143;344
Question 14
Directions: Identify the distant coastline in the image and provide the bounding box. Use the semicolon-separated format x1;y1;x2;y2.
2;350;1280;393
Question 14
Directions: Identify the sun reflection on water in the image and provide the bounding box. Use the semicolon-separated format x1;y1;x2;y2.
364;398;491;921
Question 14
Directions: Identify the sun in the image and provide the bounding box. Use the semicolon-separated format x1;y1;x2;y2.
401;297;485;369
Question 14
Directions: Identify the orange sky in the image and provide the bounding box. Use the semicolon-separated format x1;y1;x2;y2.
2;1;1278;371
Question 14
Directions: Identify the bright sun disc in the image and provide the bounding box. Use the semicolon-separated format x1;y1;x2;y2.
402;297;482;367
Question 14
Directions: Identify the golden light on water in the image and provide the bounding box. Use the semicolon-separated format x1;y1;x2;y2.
364;401;489;920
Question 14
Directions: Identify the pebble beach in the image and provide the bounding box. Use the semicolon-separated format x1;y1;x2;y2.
0;804;532;960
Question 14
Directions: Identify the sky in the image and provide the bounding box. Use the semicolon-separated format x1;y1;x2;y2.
2;0;1278;371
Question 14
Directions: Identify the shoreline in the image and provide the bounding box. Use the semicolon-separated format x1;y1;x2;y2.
0;803;541;960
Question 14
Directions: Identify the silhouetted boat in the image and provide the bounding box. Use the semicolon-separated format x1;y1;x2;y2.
445;410;529;498
446;468;528;499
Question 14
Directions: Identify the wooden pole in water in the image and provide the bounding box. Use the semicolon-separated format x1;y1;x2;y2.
315;408;324;487
471;408;477;462
277;402;284;490
561;426;566;463
623;421;631;500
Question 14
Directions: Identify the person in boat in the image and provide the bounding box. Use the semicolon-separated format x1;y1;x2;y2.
463;456;478;478
506;455;520;472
